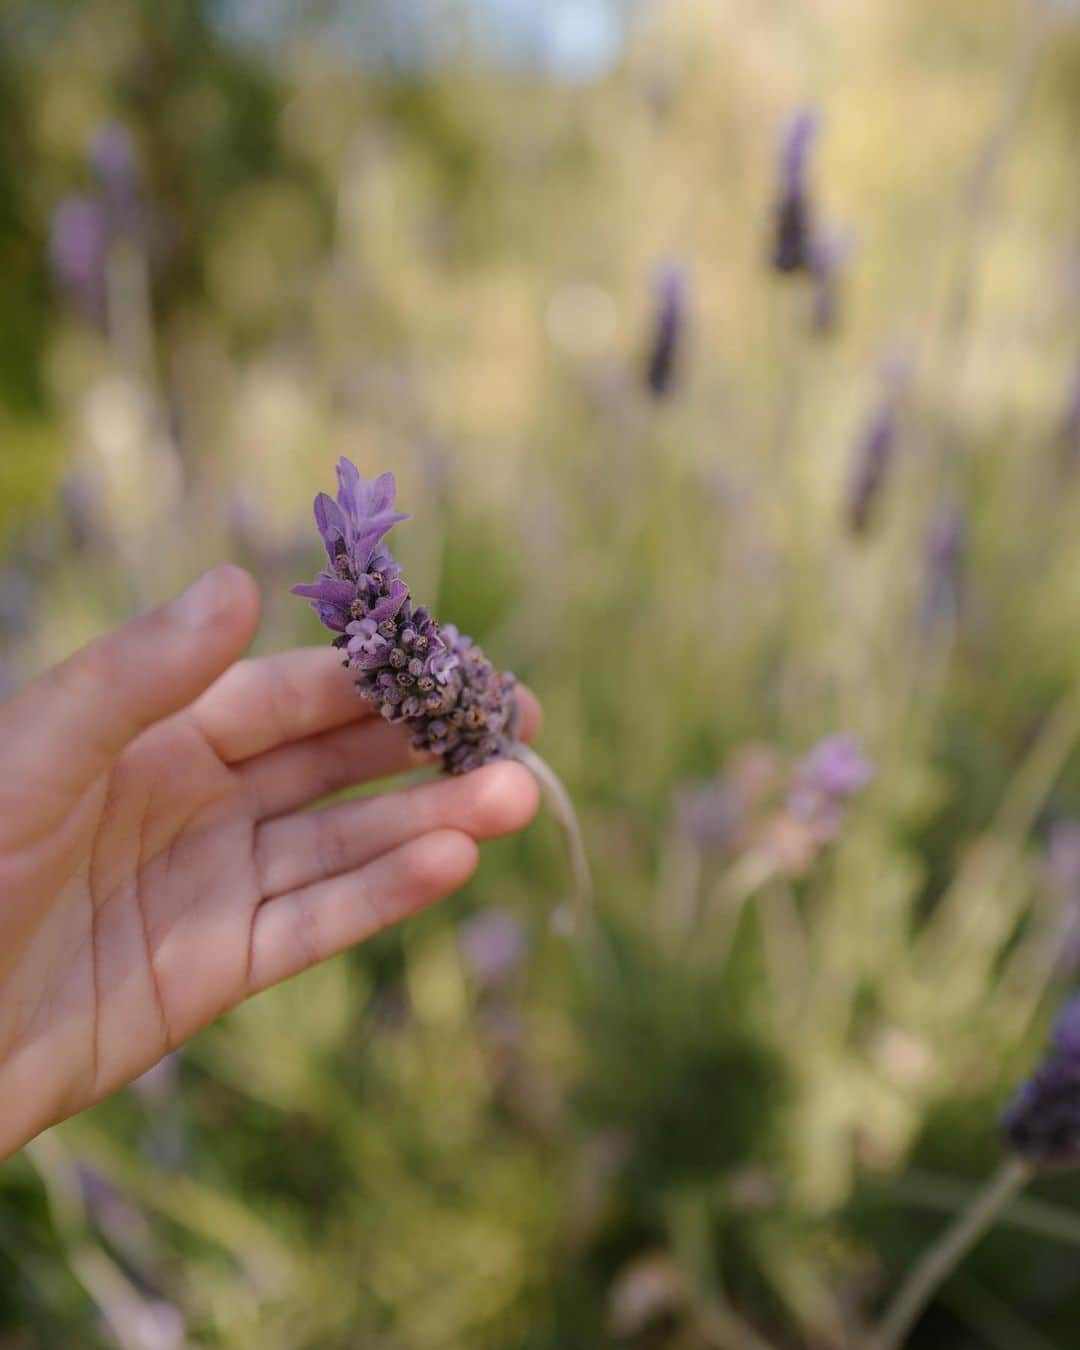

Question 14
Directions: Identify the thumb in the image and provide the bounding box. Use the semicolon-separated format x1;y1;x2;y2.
2;565;260;809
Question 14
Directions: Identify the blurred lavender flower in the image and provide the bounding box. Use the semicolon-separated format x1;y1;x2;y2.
675;778;744;853
809;227;855;335
645;261;688;398
90;124;139;200
1002;993;1080;1167
846;353;914;535
60;468;107;553
848;406;898;536
786;734;874;844
772;107;821;274
292;459;518;774
676;744;783;856
1057;357;1080;470
459;910;527;987
50;124;146;324
920;502;967;635
49;195;108;322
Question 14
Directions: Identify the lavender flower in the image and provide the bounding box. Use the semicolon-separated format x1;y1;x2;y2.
675;779;744;853
645;262;687;398
1002;994;1080;1167
920;502;967;635
846;353;914;535
459;910;527;986
772;108;821;274
89;123;143;236
847;405;899;535
49;195;108;322
1058;357;1080;470
786;734;874;843
292;459;518;774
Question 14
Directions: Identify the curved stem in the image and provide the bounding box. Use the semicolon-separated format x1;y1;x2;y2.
508;742;592;932
870;1157;1033;1350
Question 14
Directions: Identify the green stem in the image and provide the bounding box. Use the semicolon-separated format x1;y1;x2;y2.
509;742;592;932
870;1158;1033;1350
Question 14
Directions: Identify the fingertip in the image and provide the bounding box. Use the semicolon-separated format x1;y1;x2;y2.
208;563;261;640
468;760;541;836
416;827;480;891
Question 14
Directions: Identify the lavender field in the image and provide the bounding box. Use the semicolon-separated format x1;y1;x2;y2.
4;0;1080;1346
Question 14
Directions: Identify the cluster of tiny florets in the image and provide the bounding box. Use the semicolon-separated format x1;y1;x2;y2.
292;459;517;774
1002;995;1080;1169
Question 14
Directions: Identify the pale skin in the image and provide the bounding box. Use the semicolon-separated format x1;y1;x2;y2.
0;565;541;1160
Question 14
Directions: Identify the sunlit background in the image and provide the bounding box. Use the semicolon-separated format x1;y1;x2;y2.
4;0;1080;1345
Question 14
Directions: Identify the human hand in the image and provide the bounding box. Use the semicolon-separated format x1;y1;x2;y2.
0;566;540;1159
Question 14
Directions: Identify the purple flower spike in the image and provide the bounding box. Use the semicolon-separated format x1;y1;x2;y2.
772;107;821;274
799;734;875;798
1002;993;1080;1168
645;262;688;398
920;502;967;635
1058;357;1080;471
293;459;518;774
459;910;526;986
49;195;108;322
786;734;874;843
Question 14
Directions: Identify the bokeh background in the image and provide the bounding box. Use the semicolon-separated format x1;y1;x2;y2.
4;0;1080;1346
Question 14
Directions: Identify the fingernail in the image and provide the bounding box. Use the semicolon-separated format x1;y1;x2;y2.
171;570;223;629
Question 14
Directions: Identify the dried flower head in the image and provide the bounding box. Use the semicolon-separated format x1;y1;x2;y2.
292;459;518;774
1002;994;1080;1168
772;107;821;274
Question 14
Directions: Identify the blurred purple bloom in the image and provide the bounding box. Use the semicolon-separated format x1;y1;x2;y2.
293;459;518;774
772;107;821;274
847;404;899;535
1002;993;1080;1168
645;262;688;398
675;779;744;853
60;468;106;552
786;734;874;843
920;503;967;635
459;910;527;986
798;735;875;798
49;195;108;322
89;124;143;238
1058;358;1080;470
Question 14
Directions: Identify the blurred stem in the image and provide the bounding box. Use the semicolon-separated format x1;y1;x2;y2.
758;880;810;1023
25;1134;167;1350
870;1157;1033;1350
105;238;157;384
703;850;780;964
940;0;1050;357
509;743;593;932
